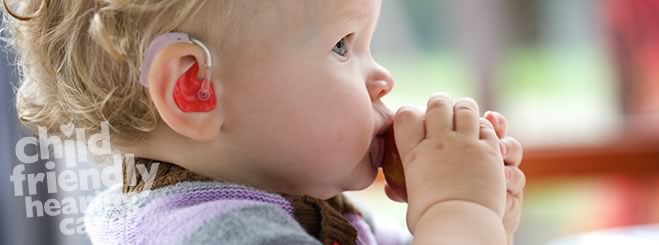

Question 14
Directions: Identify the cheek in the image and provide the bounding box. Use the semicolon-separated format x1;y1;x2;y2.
303;71;373;155
224;57;373;170
275;86;372;165
280;84;373;165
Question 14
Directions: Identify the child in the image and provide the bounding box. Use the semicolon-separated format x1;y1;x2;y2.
2;0;525;244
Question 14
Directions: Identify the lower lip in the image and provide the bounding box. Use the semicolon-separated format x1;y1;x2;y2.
369;137;384;168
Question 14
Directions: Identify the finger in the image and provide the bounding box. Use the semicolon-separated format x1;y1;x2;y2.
484;111;508;139
505;167;526;194
424;93;453;138
393;106;425;158
453;97;480;138
505;191;523;219
502;137;523;167
384;184;406;203
503;193;522;234
479;118;499;147
499;141;508;158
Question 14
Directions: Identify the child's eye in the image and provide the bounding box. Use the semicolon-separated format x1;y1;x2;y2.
332;37;349;58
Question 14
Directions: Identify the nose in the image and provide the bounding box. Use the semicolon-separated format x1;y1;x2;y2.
366;62;394;101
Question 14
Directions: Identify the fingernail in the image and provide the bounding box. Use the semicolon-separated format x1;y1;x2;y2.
479;118;491;128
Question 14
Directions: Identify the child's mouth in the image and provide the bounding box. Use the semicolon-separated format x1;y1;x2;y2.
369;136;384;168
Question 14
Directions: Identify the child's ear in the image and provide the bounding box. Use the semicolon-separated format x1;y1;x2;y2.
146;43;222;142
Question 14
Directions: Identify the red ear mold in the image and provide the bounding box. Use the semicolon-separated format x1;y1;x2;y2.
173;63;216;112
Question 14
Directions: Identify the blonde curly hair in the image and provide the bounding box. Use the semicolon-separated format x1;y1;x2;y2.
1;0;243;145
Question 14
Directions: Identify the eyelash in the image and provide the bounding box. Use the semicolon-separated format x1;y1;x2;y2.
332;36;350;59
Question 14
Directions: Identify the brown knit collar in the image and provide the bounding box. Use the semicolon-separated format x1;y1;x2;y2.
124;158;360;245
282;194;360;245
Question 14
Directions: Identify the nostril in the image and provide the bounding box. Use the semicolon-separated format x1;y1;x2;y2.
378;91;386;99
379;81;393;98
367;63;394;99
378;88;389;99
370;81;391;101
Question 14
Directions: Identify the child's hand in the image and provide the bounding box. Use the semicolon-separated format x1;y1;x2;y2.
394;93;506;233
484;111;525;244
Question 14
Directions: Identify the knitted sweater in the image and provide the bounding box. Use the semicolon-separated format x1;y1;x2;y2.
84;181;411;245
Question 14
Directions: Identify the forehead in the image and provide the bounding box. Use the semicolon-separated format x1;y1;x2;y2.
286;0;380;41
324;0;376;23
330;1;383;32
222;0;379;56
271;0;377;27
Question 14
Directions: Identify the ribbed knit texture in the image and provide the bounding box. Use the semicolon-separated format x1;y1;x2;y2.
284;194;358;245
85;181;407;244
86;158;410;244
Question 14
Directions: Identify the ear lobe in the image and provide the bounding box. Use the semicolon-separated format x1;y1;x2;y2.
147;43;222;142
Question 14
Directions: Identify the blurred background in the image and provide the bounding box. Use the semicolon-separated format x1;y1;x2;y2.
1;0;658;244
357;0;659;244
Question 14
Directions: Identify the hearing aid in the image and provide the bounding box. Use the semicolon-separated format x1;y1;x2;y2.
139;32;216;112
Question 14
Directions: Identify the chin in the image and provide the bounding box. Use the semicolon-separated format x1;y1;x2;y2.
311;168;377;200
344;162;379;192
307;186;344;200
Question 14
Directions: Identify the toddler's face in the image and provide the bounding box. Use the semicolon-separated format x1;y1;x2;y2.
214;0;393;198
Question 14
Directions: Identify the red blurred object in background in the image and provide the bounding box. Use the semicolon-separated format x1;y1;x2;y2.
605;0;659;134
596;0;659;229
